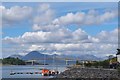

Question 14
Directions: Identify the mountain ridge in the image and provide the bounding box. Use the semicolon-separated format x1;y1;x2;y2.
9;50;104;61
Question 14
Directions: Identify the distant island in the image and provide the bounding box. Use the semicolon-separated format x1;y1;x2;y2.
2;57;25;65
1;57;49;65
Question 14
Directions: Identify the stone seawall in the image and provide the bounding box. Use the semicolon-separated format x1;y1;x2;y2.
54;67;120;79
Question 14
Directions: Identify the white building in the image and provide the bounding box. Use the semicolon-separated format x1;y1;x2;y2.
116;49;120;63
117;54;120;63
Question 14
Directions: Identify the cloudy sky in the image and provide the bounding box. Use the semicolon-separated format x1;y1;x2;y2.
1;2;118;58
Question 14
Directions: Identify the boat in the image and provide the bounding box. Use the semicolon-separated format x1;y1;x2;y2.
41;69;50;76
41;69;59;76
41;50;59;76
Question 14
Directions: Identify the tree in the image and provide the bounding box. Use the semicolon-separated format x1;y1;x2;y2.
2;57;25;65
76;60;80;65
84;62;92;67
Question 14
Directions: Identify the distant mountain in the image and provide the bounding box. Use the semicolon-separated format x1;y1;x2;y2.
78;54;102;61
21;51;52;60
21;51;103;61
10;54;23;59
9;51;104;64
58;54;103;61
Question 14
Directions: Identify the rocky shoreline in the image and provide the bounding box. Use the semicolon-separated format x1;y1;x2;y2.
51;67;120;80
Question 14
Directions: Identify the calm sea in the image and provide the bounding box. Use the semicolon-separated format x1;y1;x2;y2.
1;65;67;79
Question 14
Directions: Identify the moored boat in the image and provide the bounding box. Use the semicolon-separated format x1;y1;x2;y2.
41;69;59;76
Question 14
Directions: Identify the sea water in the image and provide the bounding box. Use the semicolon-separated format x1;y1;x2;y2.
1;65;67;78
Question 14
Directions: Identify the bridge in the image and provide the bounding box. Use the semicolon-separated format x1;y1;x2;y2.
25;60;39;65
25;58;82;65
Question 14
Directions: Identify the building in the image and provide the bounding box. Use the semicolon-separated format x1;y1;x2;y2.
116;49;120;63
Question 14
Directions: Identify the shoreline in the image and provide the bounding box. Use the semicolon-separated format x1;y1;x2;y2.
55;67;120;79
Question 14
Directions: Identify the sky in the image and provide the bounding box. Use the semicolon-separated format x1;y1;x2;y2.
1;2;119;58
